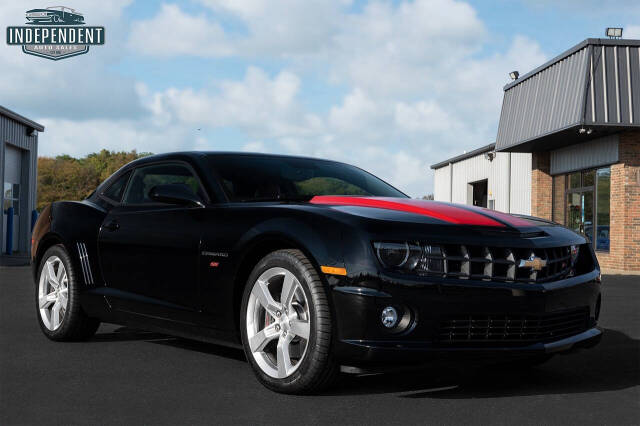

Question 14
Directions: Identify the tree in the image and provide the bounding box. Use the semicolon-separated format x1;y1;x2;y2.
37;150;151;211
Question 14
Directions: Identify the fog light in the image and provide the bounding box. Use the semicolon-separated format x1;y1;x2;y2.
381;306;398;328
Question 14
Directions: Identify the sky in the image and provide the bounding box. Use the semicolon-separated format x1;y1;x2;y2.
1;0;639;197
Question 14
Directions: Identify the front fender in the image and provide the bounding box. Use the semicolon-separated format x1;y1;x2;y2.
233;216;345;270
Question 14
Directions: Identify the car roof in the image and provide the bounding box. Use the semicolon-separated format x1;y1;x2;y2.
127;151;355;168
47;6;80;13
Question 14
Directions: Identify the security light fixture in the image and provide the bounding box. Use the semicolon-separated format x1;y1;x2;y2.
606;27;623;39
578;127;593;135
509;71;519;80
484;151;496;162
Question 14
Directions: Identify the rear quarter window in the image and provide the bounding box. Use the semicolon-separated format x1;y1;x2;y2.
101;171;131;203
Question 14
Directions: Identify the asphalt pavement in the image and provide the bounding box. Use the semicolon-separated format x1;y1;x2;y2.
1;266;638;425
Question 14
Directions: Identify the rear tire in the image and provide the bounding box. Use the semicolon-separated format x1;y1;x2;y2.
240;249;338;394
35;245;100;341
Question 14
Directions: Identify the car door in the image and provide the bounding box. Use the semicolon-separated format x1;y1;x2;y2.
97;162;206;323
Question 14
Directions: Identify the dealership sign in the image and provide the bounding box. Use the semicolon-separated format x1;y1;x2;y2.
6;6;104;60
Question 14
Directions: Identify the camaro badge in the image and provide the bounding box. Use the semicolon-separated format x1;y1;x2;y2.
518;255;547;271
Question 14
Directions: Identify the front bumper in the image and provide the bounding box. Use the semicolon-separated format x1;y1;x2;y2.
330;269;602;367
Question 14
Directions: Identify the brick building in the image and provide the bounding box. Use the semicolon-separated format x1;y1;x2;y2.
433;38;640;273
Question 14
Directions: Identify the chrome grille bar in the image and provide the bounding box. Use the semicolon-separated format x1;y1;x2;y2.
416;244;574;284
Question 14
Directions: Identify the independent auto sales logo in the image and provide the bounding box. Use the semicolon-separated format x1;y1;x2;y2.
6;6;105;60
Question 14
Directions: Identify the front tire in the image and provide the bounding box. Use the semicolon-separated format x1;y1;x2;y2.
36;245;100;341
240;249;338;394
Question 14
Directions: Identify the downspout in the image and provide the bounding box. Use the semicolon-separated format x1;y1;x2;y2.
449;163;453;202
507;152;511;213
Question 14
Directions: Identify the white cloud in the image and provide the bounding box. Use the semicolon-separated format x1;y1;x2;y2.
127;4;233;57
197;0;348;56
394;101;454;133
144;66;323;138
328;88;388;137
0;0;143;119
6;0;554;198
36;117;195;158
241;141;267;152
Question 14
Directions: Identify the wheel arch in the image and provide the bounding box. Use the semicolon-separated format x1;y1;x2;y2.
32;232;65;282
230;218;343;334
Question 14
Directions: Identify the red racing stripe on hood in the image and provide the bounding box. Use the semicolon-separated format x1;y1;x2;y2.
309;196;506;227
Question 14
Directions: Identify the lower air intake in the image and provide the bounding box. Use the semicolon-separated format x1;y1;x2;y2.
438;308;590;345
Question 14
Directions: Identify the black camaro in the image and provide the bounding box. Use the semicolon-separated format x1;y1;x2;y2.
31;152;602;394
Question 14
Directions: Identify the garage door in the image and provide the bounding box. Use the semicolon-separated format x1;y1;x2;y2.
3;145;22;253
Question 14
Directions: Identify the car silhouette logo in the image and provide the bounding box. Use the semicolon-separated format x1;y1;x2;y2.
25;6;85;25
518;255;547;271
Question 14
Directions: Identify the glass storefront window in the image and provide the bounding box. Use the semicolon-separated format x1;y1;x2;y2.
595;168;611;251
583;170;595;187
566;192;583;232
564;167;610;252
568;172;581;189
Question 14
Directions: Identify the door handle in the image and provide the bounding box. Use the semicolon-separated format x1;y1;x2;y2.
103;220;120;232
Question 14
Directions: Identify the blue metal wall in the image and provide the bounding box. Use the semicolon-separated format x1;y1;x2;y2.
0;112;39;256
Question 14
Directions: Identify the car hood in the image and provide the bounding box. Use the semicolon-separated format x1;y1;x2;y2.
309;196;553;231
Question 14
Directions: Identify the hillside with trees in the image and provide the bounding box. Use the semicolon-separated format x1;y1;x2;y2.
37;150;151;211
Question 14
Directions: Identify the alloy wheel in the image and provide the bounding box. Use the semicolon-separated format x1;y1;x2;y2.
246;267;311;379
38;256;69;331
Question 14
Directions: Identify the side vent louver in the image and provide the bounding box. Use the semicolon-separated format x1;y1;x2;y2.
76;242;94;285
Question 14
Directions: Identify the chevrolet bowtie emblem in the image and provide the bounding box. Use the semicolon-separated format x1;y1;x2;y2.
518;255;547;271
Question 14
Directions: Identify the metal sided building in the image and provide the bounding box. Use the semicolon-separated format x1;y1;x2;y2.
433;38;640;273
431;144;532;215
1;105;44;264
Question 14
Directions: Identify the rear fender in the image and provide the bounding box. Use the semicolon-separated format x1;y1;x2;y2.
48;200;108;287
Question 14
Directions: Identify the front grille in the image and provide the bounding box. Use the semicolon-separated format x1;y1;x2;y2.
438;308;589;345
418;244;575;283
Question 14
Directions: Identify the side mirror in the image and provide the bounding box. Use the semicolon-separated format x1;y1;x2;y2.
148;184;204;207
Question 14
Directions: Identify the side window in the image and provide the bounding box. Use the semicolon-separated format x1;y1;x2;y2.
101;171;131;203
122;163;201;205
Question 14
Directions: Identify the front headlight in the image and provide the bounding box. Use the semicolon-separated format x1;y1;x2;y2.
373;241;443;273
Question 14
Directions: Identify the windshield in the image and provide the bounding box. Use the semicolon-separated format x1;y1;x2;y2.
207;155;407;202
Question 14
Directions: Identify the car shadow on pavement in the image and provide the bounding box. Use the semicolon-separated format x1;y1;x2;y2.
88;326;638;398
90;326;247;362
327;328;639;398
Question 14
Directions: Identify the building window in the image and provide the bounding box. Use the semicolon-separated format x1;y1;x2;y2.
568;172;581;189
564;167;610;252
595;168;611;251
3;183;20;216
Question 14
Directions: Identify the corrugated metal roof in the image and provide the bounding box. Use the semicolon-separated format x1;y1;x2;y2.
430;143;495;169
496;38;640;152
0;105;44;132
